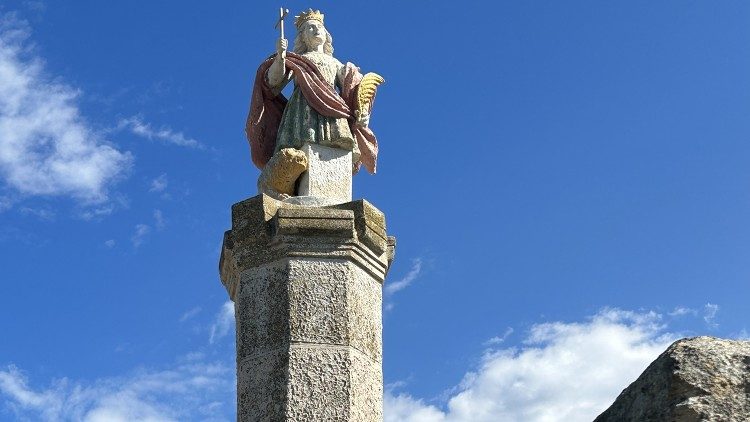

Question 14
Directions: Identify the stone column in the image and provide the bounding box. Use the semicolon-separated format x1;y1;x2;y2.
219;194;395;421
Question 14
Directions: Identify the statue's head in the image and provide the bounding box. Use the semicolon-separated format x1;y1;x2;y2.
293;9;333;55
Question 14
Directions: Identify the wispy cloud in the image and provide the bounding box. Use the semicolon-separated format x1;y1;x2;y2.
673;303;721;329
131;224;150;248
19;206;55;220
78;203;117;221
703;303;719;329
118;116;203;149
0;195;14;212
130;211;166;248
154;209;165;230
735;329;749;340
149;174;168;193
0;360;233;421
22;1;46;13
209;301;234;344
484;327;514;346
0;13;132;203
668;306;697;317
385;308;676;422
179;306;202;323
103;239;115;248
385;258;423;296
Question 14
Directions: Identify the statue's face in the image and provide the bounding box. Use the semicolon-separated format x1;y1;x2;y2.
300;20;326;49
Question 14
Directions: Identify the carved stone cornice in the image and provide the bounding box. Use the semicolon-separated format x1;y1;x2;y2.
219;194;395;301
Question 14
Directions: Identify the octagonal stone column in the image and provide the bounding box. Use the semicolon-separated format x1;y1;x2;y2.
219;194;395;421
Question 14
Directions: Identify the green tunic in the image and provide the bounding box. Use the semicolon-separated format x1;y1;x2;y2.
273;51;360;160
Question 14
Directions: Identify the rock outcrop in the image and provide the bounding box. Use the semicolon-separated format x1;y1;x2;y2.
596;336;750;421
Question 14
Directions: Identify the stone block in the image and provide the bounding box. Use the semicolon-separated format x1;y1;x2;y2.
287;259;349;345
237;349;288;421
235;263;290;359
285;345;383;421
297;143;352;204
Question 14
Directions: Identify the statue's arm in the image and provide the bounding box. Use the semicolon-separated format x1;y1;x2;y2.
266;38;292;93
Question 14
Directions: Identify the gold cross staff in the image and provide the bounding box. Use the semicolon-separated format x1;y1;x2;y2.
274;8;290;59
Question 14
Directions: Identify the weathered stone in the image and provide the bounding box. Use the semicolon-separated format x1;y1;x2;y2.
596;336;750;422
219;194;394;421
297;142;353;204
332;200;388;256
257;148;309;200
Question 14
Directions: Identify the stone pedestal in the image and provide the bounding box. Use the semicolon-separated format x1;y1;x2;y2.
219;194;395;421
297;143;352;204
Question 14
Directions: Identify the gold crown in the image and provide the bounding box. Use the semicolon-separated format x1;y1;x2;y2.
294;9;324;29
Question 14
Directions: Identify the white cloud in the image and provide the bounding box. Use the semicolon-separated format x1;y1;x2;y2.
703;303;719;329
131;224;150;248
103;239;115;248
0;14;131;203
149;174;168;193
385;308;676;422
0;361;233;422
118;116;203;149
385;393;446;422
0;366;61;415
208;301;234;344
385;258;423;296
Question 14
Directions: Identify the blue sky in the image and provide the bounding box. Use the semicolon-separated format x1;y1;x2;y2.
0;1;749;421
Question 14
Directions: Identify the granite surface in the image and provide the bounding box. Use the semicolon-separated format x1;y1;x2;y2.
297;142;353;205
596;336;750;422
221;194;393;421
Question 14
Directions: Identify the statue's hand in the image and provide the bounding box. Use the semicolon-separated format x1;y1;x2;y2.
276;38;288;57
355;110;370;128
267;38;288;87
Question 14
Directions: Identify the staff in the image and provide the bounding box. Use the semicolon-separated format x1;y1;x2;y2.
274;7;289;59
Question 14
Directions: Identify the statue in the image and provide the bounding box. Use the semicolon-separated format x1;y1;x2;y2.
246;9;384;201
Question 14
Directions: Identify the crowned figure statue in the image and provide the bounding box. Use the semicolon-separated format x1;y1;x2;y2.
246;9;383;200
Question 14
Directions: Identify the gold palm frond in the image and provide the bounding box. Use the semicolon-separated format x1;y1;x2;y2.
357;72;384;113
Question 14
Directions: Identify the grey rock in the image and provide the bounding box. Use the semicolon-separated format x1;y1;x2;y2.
596;336;750;422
